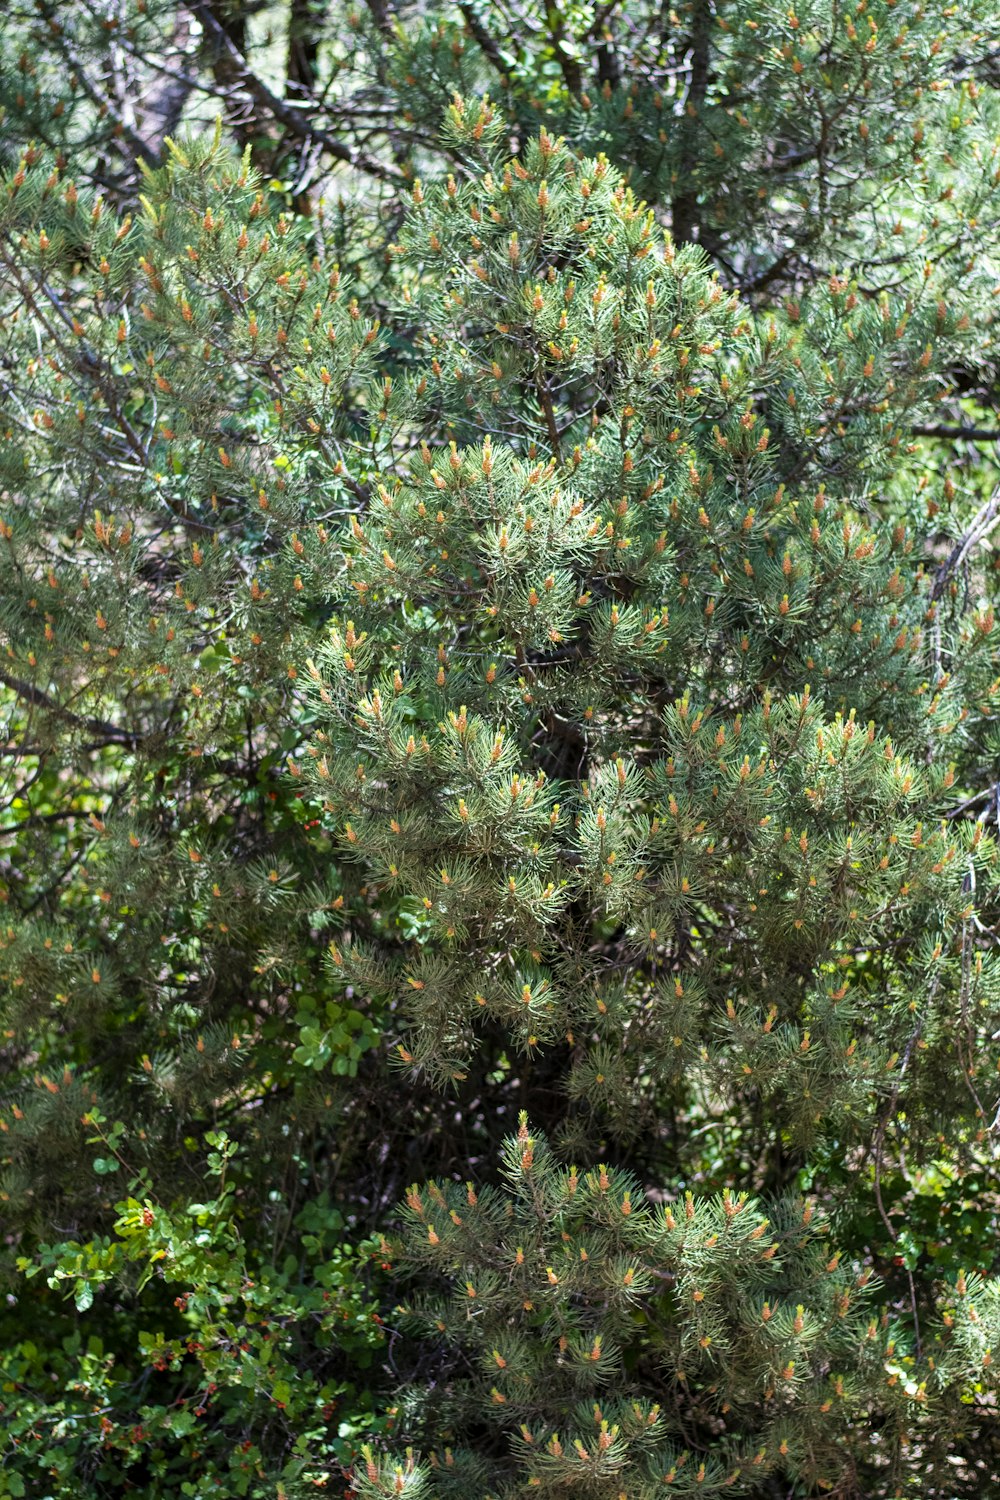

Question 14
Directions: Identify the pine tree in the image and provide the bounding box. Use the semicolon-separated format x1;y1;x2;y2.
2;4;1000;1497
299;109;1000;1494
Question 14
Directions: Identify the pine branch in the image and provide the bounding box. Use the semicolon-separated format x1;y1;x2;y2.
192;0;406;186
458;3;510;86
931;487;1000;601
912;424;1000;441
0;668;143;749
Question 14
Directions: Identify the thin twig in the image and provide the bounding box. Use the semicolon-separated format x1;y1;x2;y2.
932;487;1000;602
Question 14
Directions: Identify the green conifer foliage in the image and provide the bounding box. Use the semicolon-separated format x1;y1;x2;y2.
340;0;1000;365
2;2;1000;1494
0;136;386;1224
353;1117;1000;1498
287;118;1000;1491
307;116;998;1149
